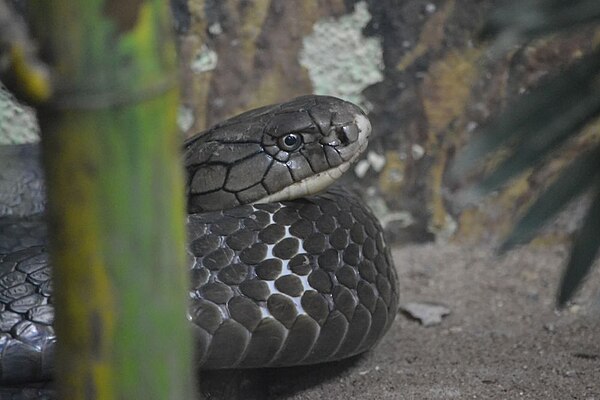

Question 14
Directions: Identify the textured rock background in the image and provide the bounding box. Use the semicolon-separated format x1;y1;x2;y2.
2;0;599;246
172;0;599;246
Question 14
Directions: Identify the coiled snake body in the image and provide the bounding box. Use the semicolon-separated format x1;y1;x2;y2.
0;95;399;384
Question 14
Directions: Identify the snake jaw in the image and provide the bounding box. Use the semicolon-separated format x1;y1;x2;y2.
255;113;371;204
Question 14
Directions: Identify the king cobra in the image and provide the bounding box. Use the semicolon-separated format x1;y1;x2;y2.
0;95;399;384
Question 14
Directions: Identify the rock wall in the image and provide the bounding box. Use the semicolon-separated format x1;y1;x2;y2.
174;0;599;245
2;0;598;245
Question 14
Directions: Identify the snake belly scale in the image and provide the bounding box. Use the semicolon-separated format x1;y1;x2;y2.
0;95;399;383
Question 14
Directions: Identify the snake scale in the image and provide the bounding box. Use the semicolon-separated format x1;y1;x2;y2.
0;95;399;384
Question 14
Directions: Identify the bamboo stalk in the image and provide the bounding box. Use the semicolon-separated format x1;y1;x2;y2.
27;1;196;398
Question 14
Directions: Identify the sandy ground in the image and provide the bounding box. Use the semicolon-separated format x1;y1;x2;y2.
3;243;599;399
200;243;600;400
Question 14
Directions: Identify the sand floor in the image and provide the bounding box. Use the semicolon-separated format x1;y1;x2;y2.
3;243;599;400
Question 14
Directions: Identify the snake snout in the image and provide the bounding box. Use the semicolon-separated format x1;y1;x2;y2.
320;123;359;146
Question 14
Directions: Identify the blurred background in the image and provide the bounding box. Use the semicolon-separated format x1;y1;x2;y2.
1;2;599;398
1;0;597;247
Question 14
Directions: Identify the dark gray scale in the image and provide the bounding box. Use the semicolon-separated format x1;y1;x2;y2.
318;249;340;272
203;319;251;368
289;254;312;276
303;232;327;254
274;275;304;297
27;267;51;286
0;283;36;303
286;154;314;182
289;219;314;239
373;253;389;274
308;269;333;293
209;216;241;236
263;161;294;192
191;324;212;366
238;318;287;367
189;234;221;256
298;203;322;222
202;248;235;271
239;243;268;265
362;237;377;260
333;304;372;357
10;294;46;314
0;218;48;255
342;243;361;266
39;281;53;298
336;265;359;289
357;281;379;313
324;146;343;168
190;268;210;289
0;312;22;332
376;275;393;306
199;282;233;304
237;183;269;204
359;298;389;352
300;290;330;325
258;224;285;244
228;296;263;331
242;211;271;230
267;294;298;329
272;237;299;259
0;271;27;289
358;259;378;283
272;207;300;226
1;339;43;383
27;305;53;325
332;285;357;321
14;253;48;275
329;228;349;250
189;164;227;194
301;145;330;172
189;190;239;213
255;259;282;280
13;320;52;348
315;214;336;234
271;315;320;365
350;222;367;244
239;280;270;302
188;299;223;335
336;210;354;229
303;310;348;364
225;229;255;250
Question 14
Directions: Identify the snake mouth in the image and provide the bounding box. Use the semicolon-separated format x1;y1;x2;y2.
256;113;371;204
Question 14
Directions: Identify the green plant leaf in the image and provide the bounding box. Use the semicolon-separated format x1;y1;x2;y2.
481;0;600;39
478;91;600;193
452;47;600;181
558;184;600;306
500;145;600;252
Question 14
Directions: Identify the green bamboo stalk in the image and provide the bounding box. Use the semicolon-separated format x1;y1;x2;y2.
27;1;196;398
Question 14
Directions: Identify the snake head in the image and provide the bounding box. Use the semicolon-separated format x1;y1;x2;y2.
185;95;371;212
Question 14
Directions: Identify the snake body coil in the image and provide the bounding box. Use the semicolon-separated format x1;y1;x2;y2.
0;95;399;383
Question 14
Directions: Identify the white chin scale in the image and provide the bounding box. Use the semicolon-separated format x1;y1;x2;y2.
257;113;371;204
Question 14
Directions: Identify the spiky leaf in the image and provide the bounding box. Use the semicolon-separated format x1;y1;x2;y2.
500;145;600;252
558;185;600;306
453;48;600;181
481;0;600;39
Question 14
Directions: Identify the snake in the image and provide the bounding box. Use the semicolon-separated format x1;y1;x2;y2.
0;95;399;384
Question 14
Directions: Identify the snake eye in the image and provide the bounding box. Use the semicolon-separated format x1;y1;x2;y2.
278;133;303;151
